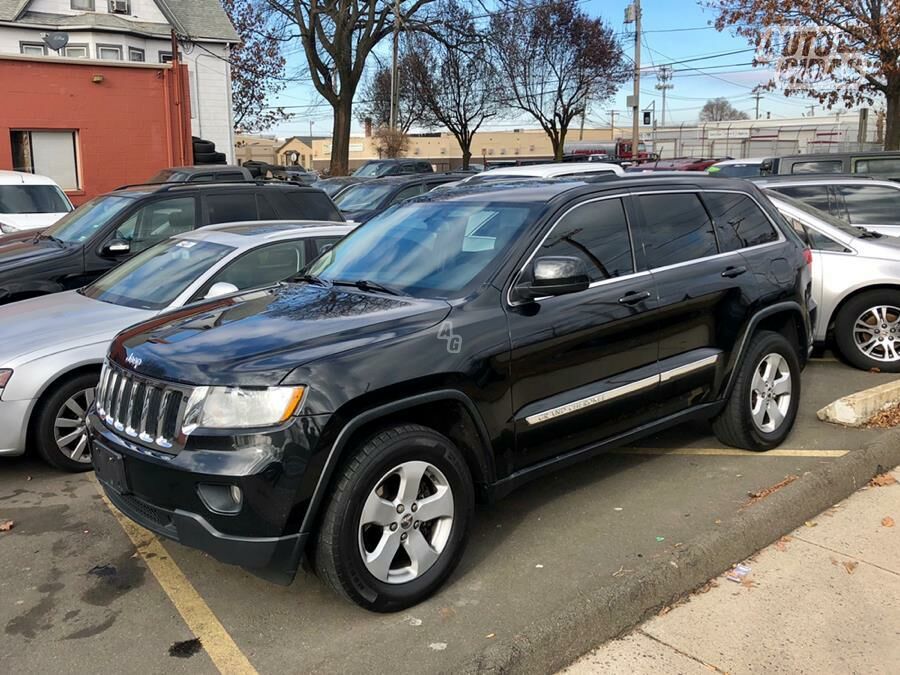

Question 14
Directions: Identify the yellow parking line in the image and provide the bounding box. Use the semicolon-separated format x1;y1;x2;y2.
613;447;848;458
92;476;258;675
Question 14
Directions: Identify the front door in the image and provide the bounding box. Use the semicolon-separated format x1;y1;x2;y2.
507;196;660;472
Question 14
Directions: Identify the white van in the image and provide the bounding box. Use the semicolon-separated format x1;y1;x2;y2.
0;171;73;234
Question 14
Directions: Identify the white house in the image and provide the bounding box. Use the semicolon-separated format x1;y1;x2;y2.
0;0;238;162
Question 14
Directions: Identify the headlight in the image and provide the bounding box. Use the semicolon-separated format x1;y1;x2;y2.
0;221;19;234
182;385;306;433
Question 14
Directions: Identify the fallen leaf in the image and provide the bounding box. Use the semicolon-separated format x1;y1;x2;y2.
0;520;13;532
882;516;895;528
866;404;900;428
804;520;818;528
438;607;456;620
740;576;758;588
658;605;671;616
743;475;799;508
842;561;859;575
774;536;792;552
869;367;882;373
869;474;898;487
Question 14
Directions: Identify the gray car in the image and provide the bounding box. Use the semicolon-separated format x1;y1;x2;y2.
767;193;900;372
0;220;353;471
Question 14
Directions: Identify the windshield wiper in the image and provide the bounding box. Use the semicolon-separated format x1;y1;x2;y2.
289;272;329;286
857;228;883;239
333;279;405;296
34;232;64;246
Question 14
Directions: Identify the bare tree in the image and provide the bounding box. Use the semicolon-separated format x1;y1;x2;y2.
489;0;629;161
699;97;750;122
265;0;436;175
357;58;424;134
405;1;499;169
372;125;411;157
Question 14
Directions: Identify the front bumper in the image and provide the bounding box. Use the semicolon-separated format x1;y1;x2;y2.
88;413;326;584
0;398;32;456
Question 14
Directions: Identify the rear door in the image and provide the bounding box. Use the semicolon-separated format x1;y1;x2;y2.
507;195;661;470
632;190;752;416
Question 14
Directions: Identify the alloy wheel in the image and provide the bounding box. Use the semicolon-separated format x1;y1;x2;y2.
53;387;94;464
358;461;454;584
852;305;900;363
750;353;792;433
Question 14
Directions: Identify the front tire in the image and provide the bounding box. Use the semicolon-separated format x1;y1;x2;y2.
712;331;800;451
33;372;98;472
834;290;900;372
313;424;474;612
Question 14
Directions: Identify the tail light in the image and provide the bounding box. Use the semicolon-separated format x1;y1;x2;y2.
803;248;813;267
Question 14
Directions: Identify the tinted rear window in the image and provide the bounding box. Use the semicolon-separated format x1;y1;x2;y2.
637;193;718;268
284;191;341;221
702;192;778;250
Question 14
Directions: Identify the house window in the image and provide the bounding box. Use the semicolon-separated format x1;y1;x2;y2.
97;44;123;60
159;51;173;63
20;42;47;56
128;47;145;62
10;131;80;191
107;0;131;13
71;0;95;9
64;45;89;59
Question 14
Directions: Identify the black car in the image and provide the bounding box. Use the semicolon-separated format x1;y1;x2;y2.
334;173;461;223
316;176;374;199
89;176;812;611
147;166;254;183
0;181;342;304
352;159;434;178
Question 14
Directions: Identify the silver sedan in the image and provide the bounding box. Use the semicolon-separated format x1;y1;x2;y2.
0;220;352;471
767;192;900;371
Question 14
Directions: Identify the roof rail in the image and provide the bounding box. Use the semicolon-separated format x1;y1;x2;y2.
114;179;316;191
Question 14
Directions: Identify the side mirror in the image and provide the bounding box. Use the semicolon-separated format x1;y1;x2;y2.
101;239;131;257
205;282;239;299
515;256;590;301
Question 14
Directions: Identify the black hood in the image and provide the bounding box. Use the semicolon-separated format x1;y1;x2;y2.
0;231;70;272
111;283;452;386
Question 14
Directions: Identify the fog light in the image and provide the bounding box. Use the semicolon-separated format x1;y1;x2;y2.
197;483;243;515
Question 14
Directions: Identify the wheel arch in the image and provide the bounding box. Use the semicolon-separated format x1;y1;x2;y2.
827;283;900;336
299;390;494;537
25;363;103;449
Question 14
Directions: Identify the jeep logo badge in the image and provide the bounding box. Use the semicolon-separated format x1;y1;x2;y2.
125;354;143;369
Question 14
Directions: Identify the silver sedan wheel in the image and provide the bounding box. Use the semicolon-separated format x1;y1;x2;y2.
358;461;454;585
853;305;900;363
53;387;93;464
750;353;792;434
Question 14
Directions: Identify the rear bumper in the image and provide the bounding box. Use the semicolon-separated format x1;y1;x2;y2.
0;398;31;456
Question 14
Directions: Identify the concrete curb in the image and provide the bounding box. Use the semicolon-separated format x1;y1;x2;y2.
458;429;900;675
818;378;900;427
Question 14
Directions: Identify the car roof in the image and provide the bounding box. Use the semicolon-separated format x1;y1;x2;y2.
164;166;247;174
750;174;886;186
710;158;766;166
0;170;60;186
184;220;353;246
365;173;460;186
479;162;623;177
113;180;320;194
769;151;900;161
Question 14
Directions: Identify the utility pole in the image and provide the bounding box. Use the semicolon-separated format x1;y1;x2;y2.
609;109;617;137
655;64;673;127
389;0;401;130
805;103;817;117
752;92;763;120
627;0;642;158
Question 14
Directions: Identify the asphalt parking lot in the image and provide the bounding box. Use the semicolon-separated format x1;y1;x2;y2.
1;358;897;674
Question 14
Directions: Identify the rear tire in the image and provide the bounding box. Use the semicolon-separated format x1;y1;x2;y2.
712;330;800;451
313;424;474;612
33;372;98;472
834;290;900;372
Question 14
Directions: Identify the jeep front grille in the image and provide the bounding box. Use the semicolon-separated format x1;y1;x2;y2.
96;361;188;451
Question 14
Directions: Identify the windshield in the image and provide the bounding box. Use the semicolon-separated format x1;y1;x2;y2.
308;200;540;298
353;162;394;177
43;195;134;244
767;192;867;238
334;183;396;211
0;185;71;214
82;238;233;310
319;179;352;197
709;164;762;177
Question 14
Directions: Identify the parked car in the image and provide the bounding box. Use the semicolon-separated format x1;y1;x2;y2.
275;166;319;185
352;159;435;178
0;181;342;304
459;161;624;185
89;176;812;610
147;166;253;183
766;192;900;371
760;151;900;179
754;175;900;237
707;158;766;178
0;170;73;234
0;221;352;472
317;176;374;198
629;158;725;172
334;174;462;223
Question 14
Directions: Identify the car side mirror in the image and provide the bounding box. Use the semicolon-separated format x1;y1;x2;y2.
101;239;131;257
515;256;590;301
205;282;239;299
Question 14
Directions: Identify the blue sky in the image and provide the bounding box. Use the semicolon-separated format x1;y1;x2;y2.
268;0;834;138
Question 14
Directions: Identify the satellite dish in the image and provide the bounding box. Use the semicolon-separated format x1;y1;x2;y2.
43;32;70;52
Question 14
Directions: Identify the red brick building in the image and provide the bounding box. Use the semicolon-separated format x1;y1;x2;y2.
0;53;192;205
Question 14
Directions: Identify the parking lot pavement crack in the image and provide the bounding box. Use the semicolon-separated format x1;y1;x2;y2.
791;535;900;577
636;628;728;673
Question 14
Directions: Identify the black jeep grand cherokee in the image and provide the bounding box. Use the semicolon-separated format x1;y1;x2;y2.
89;176;813;611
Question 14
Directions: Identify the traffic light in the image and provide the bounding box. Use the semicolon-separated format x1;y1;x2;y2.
643;111;652;125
